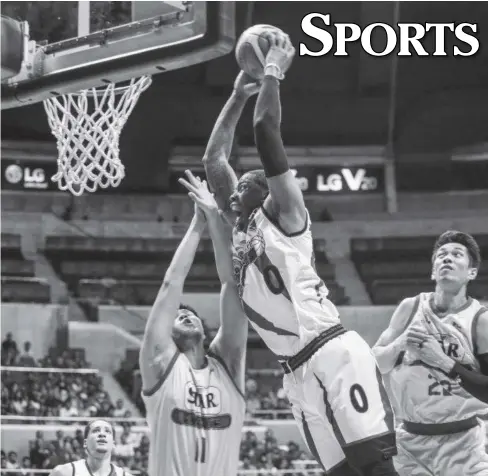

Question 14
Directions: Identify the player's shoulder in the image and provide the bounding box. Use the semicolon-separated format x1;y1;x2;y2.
475;305;488;325
396;295;420;312
390;295;420;327
50;463;75;476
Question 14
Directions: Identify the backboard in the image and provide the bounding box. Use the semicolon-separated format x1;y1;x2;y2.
1;1;235;109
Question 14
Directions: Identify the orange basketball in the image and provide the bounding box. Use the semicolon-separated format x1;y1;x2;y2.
235;24;289;80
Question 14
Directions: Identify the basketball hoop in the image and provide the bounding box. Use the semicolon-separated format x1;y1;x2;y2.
43;76;152;196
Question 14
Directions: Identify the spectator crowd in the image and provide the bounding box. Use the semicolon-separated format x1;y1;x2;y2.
2;427;320;476
2;333;320;475
115;354;293;420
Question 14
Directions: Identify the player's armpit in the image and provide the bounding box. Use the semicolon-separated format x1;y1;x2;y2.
372;296;419;374
263;171;307;234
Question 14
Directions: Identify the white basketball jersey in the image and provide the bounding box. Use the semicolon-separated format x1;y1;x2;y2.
142;351;245;476
232;207;340;357
71;460;125;476
389;292;488;424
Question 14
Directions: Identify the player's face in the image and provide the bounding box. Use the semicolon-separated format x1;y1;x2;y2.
230;173;266;217
432;243;477;286
172;308;204;344
84;421;114;455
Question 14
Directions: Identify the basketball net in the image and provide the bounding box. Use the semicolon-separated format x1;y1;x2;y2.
43;76;152;196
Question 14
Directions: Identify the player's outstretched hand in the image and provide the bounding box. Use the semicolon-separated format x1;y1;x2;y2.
179;170;219;218
264;31;295;78
234;71;260;98
178;171;206;224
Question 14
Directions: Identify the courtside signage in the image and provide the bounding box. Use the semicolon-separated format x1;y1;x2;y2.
2;159;56;191
291;166;384;194
300;13;479;57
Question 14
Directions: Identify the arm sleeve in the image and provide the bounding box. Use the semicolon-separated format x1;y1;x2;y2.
448;353;488;403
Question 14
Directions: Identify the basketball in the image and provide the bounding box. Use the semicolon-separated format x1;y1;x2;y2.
235;24;289;80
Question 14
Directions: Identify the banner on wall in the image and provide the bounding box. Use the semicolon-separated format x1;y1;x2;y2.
169;165;385;195
1;159;59;191
290;165;384;194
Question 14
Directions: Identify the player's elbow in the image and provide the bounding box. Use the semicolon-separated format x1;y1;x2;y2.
253;108;279;132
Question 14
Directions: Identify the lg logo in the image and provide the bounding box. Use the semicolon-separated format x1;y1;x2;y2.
4;164;23;184
4;164;47;189
317;168;378;192
291;167;379;193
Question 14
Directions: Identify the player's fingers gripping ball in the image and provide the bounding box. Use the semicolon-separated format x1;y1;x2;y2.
235;24;294;80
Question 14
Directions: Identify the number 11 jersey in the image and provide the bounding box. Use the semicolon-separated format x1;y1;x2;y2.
142;351;245;476
232;206;340;358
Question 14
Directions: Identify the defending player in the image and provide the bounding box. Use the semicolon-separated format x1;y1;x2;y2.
373;231;488;476
48;420;127;476
139;180;248;474
201;32;398;476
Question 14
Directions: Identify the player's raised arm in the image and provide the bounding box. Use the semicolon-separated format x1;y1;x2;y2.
372;296;419;374
179;171;248;392
253;32;306;235
139;202;206;392
202;72;260;223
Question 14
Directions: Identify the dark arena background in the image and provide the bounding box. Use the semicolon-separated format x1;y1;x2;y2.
1;1;488;475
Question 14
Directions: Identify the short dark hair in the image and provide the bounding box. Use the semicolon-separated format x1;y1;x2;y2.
432;230;481;269
245;169;268;190
178;304;198;316
83;420;115;440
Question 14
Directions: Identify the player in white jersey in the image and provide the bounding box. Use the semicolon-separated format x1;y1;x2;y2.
139;176;247;473
48;420;128;476
373;231;488;476
201;32;398;476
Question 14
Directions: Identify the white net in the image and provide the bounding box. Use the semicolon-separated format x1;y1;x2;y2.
43;76;152;196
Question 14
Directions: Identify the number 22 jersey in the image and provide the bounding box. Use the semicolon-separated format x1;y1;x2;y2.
232;206;340;358
388;292;488;424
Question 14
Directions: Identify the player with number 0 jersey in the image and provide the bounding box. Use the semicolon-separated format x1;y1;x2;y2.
201;31;398;476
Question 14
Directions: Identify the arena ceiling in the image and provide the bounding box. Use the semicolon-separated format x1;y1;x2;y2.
2;1;488;183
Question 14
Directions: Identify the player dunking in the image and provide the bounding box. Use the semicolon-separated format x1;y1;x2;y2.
139;175;248;474
48;420;127;476
197;31;398;476
373;231;488;476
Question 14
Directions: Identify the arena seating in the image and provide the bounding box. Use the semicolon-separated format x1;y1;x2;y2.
1;233;50;304
1;341;116;421
1;428;317;475
2;334;316;475
351;235;488;304
43;234;346;306
44;235;220;303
